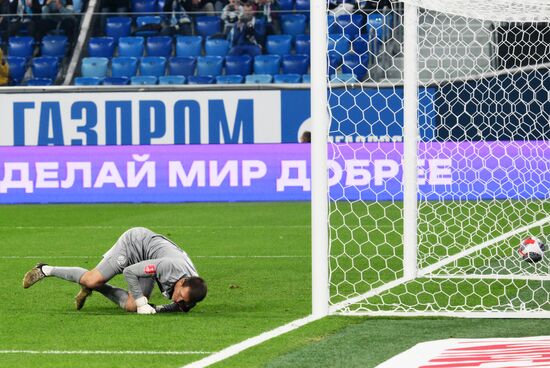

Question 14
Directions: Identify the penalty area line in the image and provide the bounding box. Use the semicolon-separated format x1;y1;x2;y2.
181;314;322;368
0;350;212;355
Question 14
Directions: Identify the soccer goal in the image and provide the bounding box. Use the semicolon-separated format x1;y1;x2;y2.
311;0;550;318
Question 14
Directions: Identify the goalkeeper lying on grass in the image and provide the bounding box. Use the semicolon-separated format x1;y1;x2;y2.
22;227;207;314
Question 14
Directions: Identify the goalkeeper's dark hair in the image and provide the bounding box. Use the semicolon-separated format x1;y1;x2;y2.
183;276;208;304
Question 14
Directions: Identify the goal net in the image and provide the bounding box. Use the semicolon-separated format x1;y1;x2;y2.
317;0;550;317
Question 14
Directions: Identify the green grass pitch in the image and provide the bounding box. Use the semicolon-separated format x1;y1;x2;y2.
1;202;549;368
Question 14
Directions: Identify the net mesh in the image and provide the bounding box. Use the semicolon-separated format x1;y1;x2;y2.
326;0;550;315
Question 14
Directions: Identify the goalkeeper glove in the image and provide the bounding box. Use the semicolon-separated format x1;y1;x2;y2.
135;296;156;314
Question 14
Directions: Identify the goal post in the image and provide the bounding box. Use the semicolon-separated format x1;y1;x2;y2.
311;0;550;317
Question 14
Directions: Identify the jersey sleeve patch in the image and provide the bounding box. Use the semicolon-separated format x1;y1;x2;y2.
144;264;157;275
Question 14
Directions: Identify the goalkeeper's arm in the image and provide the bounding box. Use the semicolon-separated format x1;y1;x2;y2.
153;303;185;313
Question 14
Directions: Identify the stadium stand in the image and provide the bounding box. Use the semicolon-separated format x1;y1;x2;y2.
224;55;253;76
6;57;27;84
41;36;69;59
74;76;103;85
103;76;130;85
280;14;307;36
31;56;59;80
294;34;310;55
176;36;203;57
158;75;186;84
26;78;54;86
88;37;116;58
168;56;196;77
187;75;215;84
266;35;293;56
146;36;173;57
195;16;222;38
204;38;231;57
273;73;301;83
245;74;273;84
8;37;35;60
196;55;224;76
131;75;158;85
281;54;309;74
254;54;281;75
105;17;132;41
139;56;167;77
216;74;244;84
81;57;109;78
111;57;139;78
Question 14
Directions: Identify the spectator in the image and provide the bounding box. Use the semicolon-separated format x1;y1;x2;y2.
0;48;8;85
161;0;192;35
42;0;78;44
8;0;49;41
98;0;129;34
182;0;214;15
220;0;242;34
227;0;265;56
254;0;278;35
0;0;18;42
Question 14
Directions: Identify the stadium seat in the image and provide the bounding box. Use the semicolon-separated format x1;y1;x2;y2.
41;35;68;58
194;16;222;38
187;75;215;84
334;14;364;37
74;76;103;85
81;57;109;78
301;74;310;83
253;54;280;75
131;75;157;85
351;36;369;55
88;37;116;58
280;14;307;36
176;36;202;57
103;76;130;85
294;0;309;16
342;52;368;80
245;74;272;84
168;56;196;76
328;51;342;75
6;56;27;84
131;0;156;13
330;72;358;83
31;56;59;79
111;56;139;78
215;74;243;84
196;55;223;76
139;56;166;77
224;55;252;76
105;17;132;41
8;36;34;60
118;37;145;57
156;0;165;12
26;78;53;86
277;0;294;11
158;75;186;84
281;54;309;75
146;36;172;57
294;34;310;55
204;38;230;57
265;35;292;56
328;33;350;55
273;73;301;83
135;16;162;36
366;13;391;41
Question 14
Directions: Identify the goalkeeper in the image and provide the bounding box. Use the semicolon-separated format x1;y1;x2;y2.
22;227;207;315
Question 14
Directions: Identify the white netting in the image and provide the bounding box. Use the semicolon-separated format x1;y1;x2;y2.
326;0;550;316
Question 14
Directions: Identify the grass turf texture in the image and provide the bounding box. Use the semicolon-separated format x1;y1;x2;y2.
0;202;548;368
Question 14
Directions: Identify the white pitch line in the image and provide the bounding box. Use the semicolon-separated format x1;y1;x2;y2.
0;350;212;355
0;255;308;260
181;314;322;368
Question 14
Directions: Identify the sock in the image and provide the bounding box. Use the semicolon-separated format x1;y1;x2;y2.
48;267;87;283
96;283;129;309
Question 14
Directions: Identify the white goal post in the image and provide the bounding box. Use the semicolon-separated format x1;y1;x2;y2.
311;0;550;318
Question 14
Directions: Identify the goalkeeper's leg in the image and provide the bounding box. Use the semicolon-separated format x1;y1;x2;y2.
79;278;154;311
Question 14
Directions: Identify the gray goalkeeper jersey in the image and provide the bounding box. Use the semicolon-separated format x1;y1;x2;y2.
114;227;198;300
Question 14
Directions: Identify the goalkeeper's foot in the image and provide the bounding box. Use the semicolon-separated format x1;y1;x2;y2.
75;286;93;311
22;263;47;289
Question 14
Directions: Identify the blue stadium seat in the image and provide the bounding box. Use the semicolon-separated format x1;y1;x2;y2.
342;52;368;80
118;37;145;57
41;35;68;58
224;55;252;76
131;0;156;13
265;35;292;56
366;13;392;41
328;51;342;75
294;0;309;16
158;75;186;84
187;75;215;84
245;74;272;84
277;0;294;11
8;36;34;59
31;56;58;79
280;14;307;36
301;74;310;83
330;72;358;83
273;73;301;83
6;56;27;84
26;78;53;86
168;56;196;76
131;75;157;85
194;16;222;38
103;76;130;85
328;33;350;55
176;36;202;57
253;55;280;75
196;55;223;76
216;74;243;84
74;77;103;85
351;36;369;55
281;54;309;75
146;36;172;57
204;38;230;57
135;16;162;36
81;57;109;78
88;37;116;58
156;0;165;12
105;17;132;41
294;34;310;55
111;56;139;78
333;14;364;36
139;56;166;77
